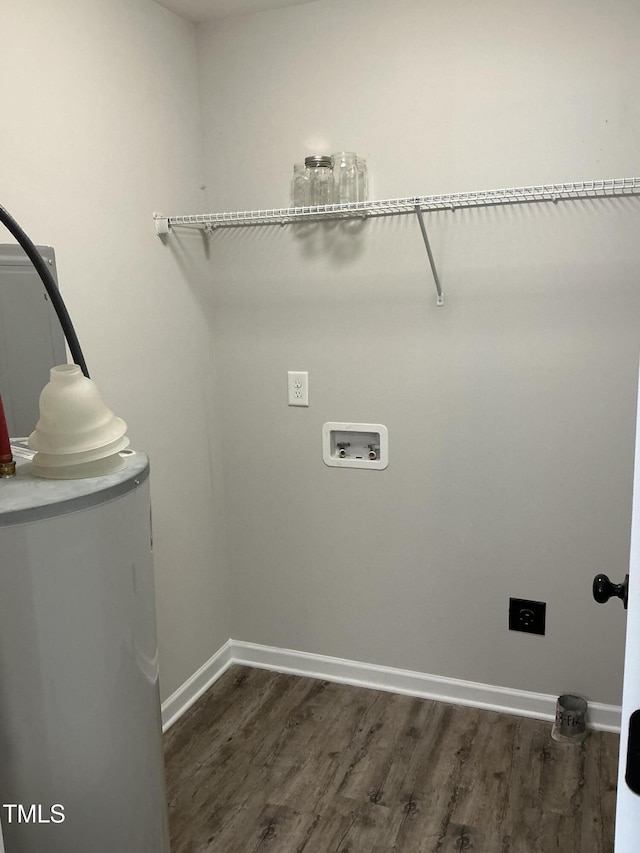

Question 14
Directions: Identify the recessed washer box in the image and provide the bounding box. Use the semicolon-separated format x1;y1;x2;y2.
322;423;388;470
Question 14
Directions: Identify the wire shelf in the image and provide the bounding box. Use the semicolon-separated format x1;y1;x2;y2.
154;177;640;233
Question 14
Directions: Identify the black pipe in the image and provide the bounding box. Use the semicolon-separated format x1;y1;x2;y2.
0;204;89;377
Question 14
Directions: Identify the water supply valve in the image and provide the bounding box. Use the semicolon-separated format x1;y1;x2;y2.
322;423;388;470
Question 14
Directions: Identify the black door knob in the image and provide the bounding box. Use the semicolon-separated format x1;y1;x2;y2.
593;573;629;610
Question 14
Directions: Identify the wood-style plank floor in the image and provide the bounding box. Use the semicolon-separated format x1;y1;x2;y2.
164;665;619;852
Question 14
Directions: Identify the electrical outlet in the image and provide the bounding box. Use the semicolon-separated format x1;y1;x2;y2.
509;598;546;635
287;371;308;407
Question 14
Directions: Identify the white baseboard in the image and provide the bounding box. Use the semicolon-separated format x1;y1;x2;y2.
161;639;234;731
162;639;621;734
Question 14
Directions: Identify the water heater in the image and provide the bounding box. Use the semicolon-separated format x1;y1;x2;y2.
0;450;170;852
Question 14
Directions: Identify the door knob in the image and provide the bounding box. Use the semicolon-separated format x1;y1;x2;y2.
592;573;629;610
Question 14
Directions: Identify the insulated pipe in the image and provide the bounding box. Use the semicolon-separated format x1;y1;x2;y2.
0;392;15;477
0;204;89;378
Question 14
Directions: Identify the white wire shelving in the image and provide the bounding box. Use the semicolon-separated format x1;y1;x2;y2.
153;176;640;306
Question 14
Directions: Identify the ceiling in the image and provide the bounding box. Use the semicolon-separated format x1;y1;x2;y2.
153;0;319;24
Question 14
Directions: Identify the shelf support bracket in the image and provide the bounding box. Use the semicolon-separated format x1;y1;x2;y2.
414;205;444;306
153;213;170;236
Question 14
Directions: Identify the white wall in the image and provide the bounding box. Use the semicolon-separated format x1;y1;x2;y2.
2;0;637;714
196;0;640;705
0;0;230;700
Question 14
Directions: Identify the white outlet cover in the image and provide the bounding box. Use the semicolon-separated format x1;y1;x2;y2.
322;422;388;470
287;371;309;407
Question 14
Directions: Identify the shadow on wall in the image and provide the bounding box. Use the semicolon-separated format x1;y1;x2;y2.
291;218;368;264
160;228;215;322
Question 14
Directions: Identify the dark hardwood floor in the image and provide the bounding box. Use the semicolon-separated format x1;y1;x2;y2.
164;665;619;852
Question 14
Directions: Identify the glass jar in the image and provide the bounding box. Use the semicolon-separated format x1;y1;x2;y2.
291;163;307;208
357;157;369;202
332;151;359;204
304;156;334;206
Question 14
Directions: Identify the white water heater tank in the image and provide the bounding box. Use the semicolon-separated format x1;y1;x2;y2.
0;450;170;852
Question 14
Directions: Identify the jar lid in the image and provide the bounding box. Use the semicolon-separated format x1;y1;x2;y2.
305;155;332;168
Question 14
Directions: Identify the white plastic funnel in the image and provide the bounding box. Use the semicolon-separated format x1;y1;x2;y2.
29;364;129;479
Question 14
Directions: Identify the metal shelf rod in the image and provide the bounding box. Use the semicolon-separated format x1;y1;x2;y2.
414;205;444;307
